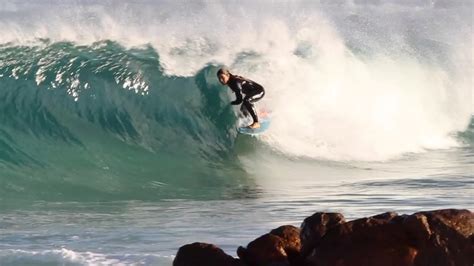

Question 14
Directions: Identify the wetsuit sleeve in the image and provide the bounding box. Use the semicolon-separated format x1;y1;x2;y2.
230;82;243;105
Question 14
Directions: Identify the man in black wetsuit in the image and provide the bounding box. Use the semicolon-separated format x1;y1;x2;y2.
217;68;265;129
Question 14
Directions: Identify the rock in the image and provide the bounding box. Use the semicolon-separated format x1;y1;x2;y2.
237;233;289;266
237;225;302;266
270;225;302;259
173;209;473;266
300;212;346;258
305;209;473;266
307;214;418;266
173;242;243;266
413;209;474;266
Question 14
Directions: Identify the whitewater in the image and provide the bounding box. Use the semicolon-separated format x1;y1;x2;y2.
0;0;472;265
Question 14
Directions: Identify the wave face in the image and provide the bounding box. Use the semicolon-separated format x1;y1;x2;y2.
0;41;251;201
0;0;472;201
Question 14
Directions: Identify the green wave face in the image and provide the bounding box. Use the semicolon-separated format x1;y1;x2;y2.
0;41;251;202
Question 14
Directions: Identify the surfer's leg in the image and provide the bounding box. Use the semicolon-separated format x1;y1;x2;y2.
243;98;258;123
244;90;265;123
248;90;265;103
240;104;249;117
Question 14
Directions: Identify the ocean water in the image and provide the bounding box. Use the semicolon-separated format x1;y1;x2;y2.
0;0;473;265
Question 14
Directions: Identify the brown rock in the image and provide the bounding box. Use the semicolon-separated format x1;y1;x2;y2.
237;233;289;266
300;212;346;258
173;242;243;266
413;209;474;266
173;209;473;266
305;209;473;266
417;209;473;238
237;225;302;266
308;214;417;266
270;225;302;258
403;213;432;244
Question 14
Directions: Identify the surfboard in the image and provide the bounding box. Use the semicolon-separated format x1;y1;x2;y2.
237;117;271;135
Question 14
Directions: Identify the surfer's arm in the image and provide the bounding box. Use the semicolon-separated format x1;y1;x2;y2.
230;83;243;105
231;93;243;105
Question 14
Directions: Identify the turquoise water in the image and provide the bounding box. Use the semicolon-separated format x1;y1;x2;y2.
1;148;473;265
0;41;245;202
0;0;473;265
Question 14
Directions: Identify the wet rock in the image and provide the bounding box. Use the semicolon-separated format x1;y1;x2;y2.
173;242;243;266
413;209;474;266
174;209;473;266
237;225;302;266
300;212;346;258
237;233;289;266
270;225;302;259
305;209;473;266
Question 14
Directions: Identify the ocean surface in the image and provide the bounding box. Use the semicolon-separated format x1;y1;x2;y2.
0;0;472;265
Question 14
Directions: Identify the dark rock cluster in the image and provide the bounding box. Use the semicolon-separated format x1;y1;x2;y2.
174;209;473;266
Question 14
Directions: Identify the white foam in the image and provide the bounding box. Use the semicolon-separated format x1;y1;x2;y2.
0;248;173;266
0;248;120;265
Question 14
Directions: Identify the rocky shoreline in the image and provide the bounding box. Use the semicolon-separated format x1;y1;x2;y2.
173;209;473;266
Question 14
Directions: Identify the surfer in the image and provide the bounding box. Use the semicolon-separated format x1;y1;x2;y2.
217;68;265;129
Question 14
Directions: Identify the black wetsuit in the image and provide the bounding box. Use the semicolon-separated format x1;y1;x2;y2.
227;75;265;123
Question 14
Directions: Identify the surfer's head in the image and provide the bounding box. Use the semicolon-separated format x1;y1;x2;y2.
217;67;231;85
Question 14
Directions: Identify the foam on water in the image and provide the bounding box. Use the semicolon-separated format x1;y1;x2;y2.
0;248;173;265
